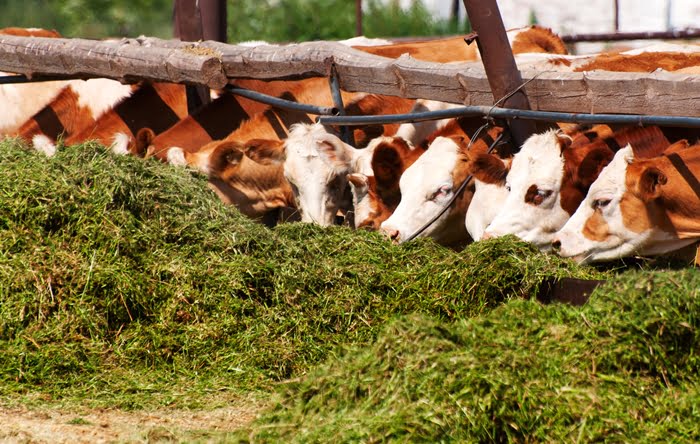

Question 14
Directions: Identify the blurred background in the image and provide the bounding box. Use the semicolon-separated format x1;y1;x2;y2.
0;0;697;45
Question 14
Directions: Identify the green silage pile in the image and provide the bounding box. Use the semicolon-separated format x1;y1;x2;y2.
240;271;700;442
1;139;696;442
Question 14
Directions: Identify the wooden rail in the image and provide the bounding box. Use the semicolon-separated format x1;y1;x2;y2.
1;34;700;117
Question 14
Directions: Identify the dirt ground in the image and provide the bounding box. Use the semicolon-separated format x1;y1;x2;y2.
0;404;259;443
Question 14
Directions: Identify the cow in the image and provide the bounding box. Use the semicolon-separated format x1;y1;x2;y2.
353;25;568;62
551;140;700;264
348;136;425;229
0;27;69;135
282;122;377;226
480;125;695;250
204;140;297;224
61;82;188;155
15;78;135;156
378;135;478;248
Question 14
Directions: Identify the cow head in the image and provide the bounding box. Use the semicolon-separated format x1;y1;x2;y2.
283;123;367;226
483;130;573;248
483;129;614;250
206;140;295;220
379;136;472;246
552;144;699;263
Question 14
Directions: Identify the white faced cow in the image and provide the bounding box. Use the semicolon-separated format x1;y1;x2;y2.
283;123;374;226
552;141;700;263
379;136;473;247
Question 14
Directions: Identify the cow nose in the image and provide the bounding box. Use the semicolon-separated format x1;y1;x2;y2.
380;227;400;242
481;231;494;240
551;239;562;252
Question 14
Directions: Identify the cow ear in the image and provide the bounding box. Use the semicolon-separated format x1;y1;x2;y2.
636;166;667;201
347;173;369;191
448;135;470;151
134;127;156;157
244;139;286;165
468;152;508;185
209;141;245;177
316;136;351;169
372;143;402;188
556;130;573;152
577;147;614;187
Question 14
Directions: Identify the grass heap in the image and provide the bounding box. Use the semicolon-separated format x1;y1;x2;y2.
0;140;603;410
240;270;700;442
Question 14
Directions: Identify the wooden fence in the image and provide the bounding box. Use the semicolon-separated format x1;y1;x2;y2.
1;34;700;118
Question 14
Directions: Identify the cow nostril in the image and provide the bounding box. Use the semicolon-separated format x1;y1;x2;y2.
551;239;562;252
389;229;400;240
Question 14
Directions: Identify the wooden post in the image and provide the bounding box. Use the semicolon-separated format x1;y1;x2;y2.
200;0;228;42
355;0;363;37
461;0;538;151
174;0;215;113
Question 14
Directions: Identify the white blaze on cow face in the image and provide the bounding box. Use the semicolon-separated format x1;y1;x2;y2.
380;136;466;244
553;146;643;263
484;130;569;249
553;145;692;263
284;123;370;226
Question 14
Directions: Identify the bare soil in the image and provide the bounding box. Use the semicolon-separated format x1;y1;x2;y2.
0;404;260;443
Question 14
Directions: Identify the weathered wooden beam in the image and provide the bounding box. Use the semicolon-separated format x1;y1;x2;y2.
0;35;699;118
0;35;227;89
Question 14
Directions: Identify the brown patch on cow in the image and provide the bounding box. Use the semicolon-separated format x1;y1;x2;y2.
18;85;95;142
510;25;568;55
342;94;416;147
0;27;61;38
468;152;509;185
582;208;611;241
575;52;700;73
354;36;480;63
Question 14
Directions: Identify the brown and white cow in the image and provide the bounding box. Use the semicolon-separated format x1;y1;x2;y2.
283;123;377;226
551;140;700;263
61;82;188;155
0;27;69;135
204;140;296;223
379;135;477;247
480;125;688;250
348;136;425;229
15;78;135;156
354;24;567;62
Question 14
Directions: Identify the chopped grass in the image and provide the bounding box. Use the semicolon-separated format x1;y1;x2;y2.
3;138;697;442
0;139;603;410
238;270;700;442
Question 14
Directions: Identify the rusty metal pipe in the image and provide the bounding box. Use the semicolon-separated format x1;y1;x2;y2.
461;0;538;151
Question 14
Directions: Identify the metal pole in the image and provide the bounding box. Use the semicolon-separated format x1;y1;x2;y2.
317;105;700;129
461;0;538;152
173;0;211;113
613;0;620;32
328;64;354;145
224;85;339;116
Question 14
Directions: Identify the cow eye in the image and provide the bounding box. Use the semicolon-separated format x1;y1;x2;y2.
592;198;611;210
505;183;511;192
536;189;552;199
430;185;452;201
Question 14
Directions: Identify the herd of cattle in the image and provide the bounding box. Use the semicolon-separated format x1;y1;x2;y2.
3;26;700;265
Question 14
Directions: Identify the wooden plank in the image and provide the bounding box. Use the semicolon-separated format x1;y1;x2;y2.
0;35;227;89
0;35;699;117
